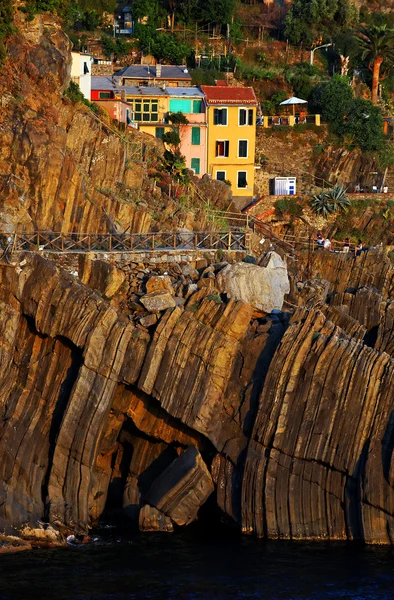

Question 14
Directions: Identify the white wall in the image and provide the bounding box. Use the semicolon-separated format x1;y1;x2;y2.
71;52;92;100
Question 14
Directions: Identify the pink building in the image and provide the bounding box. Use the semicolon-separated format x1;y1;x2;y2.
166;87;207;176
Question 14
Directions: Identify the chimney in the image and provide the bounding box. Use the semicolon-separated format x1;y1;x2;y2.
156;64;162;78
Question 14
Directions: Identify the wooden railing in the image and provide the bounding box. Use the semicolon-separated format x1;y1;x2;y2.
4;230;250;253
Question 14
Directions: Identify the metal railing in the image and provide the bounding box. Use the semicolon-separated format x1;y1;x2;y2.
5;230;250;253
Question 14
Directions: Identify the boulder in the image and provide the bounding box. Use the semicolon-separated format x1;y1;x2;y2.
139;314;158;328
144;446;214;526
180;264;199;281
146;275;174;295
140;291;176;313
297;278;330;308
216;253;289;313
138;505;174;532
79;257;125;299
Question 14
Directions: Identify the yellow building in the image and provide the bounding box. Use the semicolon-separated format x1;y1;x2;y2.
201;85;258;202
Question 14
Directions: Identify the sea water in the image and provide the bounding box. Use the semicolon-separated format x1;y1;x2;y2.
1;528;394;600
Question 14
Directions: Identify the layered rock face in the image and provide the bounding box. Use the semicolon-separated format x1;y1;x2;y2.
0;12;155;234
0;248;394;544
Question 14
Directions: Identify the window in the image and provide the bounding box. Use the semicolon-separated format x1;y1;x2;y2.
193;99;202;113
238;140;248;158
216;171;226;181
237;171;248;188
99;92;112;99
169;99;192;113
216;140;229;157
191;158;200;175
155;127;165;139
127;99;158;122
191;127;200;145
214;108;227;125
239;108;254;126
83;62;90;75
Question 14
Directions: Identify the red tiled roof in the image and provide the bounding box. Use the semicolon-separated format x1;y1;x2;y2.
200;85;257;105
215;80;229;86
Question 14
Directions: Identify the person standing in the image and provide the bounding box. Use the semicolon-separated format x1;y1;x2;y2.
323;237;332;250
343;238;350;253
355;240;363;256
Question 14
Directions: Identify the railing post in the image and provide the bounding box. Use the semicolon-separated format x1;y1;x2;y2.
228;231;232;250
109;234;112;252
245;231;251;252
152;233;155;250
173;232;176;249
37;232;40;250
88;234;91;252
61;234;64;252
194;233;198;248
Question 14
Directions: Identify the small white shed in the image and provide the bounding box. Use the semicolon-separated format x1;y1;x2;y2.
273;177;296;195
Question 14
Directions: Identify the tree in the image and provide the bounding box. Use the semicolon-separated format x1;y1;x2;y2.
340;98;385;152
357;24;394;105
199;0;235;29
310;75;354;131
284;0;357;47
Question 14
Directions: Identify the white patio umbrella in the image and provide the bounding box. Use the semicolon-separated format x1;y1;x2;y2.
280;96;308;116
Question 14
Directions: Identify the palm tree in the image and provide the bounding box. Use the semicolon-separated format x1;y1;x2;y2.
357;24;394;105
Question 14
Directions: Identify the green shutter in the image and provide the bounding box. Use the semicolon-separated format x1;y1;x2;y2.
191;127;200;145
191;158;200;175
155;127;165;139
193;100;202;113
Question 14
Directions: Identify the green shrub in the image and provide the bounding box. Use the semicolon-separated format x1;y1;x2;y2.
65;80;85;103
206;294;222;304
311;185;351;217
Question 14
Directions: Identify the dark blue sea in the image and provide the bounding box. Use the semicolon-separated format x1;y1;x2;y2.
1;528;394;600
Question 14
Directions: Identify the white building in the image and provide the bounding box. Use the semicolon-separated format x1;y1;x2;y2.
71;52;92;100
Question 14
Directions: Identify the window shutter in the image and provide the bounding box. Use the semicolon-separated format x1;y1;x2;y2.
239;109;246;125
248;109;253;125
214;109;219;125
191;127;200;145
191;158;200;174
193;100;202;113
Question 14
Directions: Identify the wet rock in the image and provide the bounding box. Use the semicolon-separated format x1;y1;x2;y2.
145;446;214;526
216;253;290;313
138;505;174;532
140;291;176;312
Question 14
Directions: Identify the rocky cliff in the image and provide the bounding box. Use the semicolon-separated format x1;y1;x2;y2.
0;247;393;548
0;10;230;237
